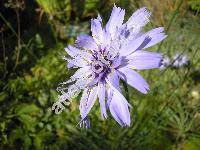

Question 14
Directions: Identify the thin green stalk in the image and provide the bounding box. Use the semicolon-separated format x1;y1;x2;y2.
1;32;8;79
157;0;184;52
14;9;21;70
49;19;58;44
122;80;130;101
147;0;184;80
1;11;21;70
0;13;18;38
1;12;38;66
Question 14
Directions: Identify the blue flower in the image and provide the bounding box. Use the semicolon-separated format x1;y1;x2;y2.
59;5;167;127
173;53;189;68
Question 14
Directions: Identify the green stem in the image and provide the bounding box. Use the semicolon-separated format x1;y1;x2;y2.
1;12;38;67
1;32;8;79
14;9;21;70
157;0;184;52
0;13;18;38
122;80;130;101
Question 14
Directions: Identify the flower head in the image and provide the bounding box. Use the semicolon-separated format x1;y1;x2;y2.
58;5;167;127
160;56;170;70
173;53;189;68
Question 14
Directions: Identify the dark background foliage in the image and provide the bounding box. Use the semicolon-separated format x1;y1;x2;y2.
0;0;200;149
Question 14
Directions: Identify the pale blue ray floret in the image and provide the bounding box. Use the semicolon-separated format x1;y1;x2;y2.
59;5;167;127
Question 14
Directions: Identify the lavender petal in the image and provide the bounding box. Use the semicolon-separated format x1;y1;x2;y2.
106;82;131;126
125;7;151;32
118;67;149;94
126;51;163;70
98;82;107;119
76;34;98;51
91;17;103;44
79;86;98;119
107;70;120;91
120;27;167;56
106;5;125;39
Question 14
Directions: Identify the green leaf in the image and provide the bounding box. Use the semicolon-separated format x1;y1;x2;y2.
183;137;200;150
65;124;79;134
15;103;40;115
0;92;8;102
33;129;53;150
9;128;31;150
18;114;37;131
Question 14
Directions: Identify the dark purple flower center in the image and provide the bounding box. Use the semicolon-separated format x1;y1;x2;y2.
91;50;114;75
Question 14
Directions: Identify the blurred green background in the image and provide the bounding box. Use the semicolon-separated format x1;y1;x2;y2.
0;0;200;149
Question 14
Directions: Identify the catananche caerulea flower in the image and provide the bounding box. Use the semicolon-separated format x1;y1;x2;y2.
59;5;167;127
173;53;189;68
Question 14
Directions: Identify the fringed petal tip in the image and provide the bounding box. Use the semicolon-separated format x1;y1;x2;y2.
106;80;131;126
